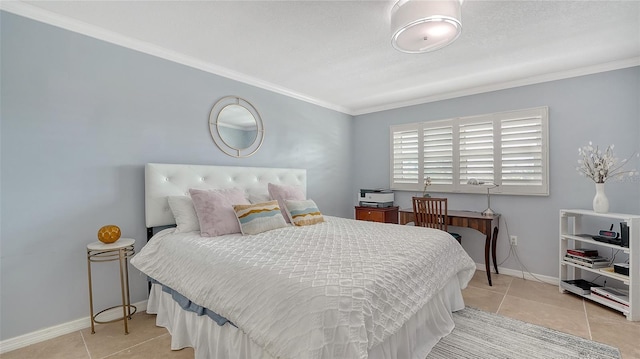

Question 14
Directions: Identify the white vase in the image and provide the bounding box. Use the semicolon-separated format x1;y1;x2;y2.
592;183;609;213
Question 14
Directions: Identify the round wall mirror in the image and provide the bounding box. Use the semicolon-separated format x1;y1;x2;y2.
209;96;264;157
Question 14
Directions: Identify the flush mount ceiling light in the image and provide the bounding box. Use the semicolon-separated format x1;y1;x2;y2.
391;0;463;54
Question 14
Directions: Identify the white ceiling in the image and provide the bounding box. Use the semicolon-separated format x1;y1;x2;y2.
4;0;640;115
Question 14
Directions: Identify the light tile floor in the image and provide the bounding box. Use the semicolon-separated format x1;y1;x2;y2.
2;271;638;359
463;271;639;359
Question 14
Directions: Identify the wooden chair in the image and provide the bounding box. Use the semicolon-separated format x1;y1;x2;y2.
412;197;462;244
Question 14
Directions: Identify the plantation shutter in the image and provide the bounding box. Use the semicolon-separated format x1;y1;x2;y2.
423;125;454;185
389;106;548;195
459;120;495;185
500;112;544;187
391;125;420;188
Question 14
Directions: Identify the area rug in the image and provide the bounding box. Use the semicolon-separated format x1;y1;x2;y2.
427;307;621;359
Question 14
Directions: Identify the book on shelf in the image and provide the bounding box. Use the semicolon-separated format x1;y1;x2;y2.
566;248;599;257
564;253;609;262
563;255;610;268
590;291;629;308
591;287;629;307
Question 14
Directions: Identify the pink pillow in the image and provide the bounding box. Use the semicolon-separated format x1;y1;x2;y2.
268;183;305;223
189;188;250;237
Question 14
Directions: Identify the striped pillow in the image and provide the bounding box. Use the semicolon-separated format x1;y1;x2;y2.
233;200;288;235
284;199;324;226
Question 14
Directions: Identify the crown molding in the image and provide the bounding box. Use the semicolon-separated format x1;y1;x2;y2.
2;1;637;118
0;1;352;115
353;57;640;116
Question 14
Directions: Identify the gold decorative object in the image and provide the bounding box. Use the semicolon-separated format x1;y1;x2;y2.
97;225;121;244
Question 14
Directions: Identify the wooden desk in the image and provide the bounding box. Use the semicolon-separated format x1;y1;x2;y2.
399;209;500;286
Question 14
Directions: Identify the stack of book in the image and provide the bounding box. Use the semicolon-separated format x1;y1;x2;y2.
567;248;598;257
564;249;610;268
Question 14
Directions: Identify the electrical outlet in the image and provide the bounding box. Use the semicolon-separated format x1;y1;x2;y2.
510;235;518;246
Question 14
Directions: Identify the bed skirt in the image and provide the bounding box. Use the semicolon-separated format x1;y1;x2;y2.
147;278;465;359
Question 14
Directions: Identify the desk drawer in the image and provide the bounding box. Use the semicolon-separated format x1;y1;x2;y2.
356;209;384;222
355;206;399;224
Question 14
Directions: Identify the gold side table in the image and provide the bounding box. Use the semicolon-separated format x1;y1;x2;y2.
87;238;137;334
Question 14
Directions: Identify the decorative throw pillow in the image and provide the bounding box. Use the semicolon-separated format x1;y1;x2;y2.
233;200;288;235
268;183;305;223
284;199;324;226
167;196;200;233
189;188;250;237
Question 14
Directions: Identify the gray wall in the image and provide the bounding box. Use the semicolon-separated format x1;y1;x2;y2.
352;67;640;279
0;12;353;340
2;9;639;343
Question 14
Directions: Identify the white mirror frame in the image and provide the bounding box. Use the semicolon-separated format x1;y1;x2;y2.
209;96;264;157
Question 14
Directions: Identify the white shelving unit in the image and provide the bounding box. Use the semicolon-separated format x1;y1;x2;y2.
559;209;639;321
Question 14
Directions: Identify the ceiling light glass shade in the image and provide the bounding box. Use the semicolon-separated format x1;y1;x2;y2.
391;0;462;54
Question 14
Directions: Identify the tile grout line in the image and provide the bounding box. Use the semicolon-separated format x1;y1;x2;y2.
98;333;169;359
495;278;513;314
582;299;593;341
79;330;92;359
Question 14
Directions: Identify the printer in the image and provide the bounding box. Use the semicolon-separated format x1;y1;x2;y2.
359;189;394;208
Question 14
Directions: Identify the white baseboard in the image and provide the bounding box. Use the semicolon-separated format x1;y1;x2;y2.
0;300;148;354
475;262;558;286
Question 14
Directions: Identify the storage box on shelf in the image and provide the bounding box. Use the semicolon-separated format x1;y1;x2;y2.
559;209;639;321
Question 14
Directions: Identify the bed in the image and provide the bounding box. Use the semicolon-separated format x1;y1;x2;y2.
132;163;476;359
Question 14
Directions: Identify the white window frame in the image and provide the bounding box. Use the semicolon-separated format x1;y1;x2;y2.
390;106;549;196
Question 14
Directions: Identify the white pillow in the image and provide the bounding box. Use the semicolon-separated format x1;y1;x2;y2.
248;192;271;204
167;196;200;233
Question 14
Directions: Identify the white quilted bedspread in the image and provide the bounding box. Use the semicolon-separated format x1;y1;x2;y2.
131;216;475;359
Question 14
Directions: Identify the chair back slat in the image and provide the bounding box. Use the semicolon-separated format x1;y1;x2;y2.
412;197;448;231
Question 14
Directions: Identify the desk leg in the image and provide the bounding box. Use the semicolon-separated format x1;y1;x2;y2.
484;235;492;286
492;226;499;275
484;226;501;286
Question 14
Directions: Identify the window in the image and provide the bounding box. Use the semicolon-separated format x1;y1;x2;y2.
390;107;549;196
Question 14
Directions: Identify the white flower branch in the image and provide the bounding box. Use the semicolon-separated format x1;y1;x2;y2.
422;176;432;197
576;142;639;183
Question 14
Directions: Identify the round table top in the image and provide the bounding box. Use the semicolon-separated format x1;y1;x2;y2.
87;238;135;251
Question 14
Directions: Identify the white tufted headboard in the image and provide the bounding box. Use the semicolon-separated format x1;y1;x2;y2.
145;163;307;228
